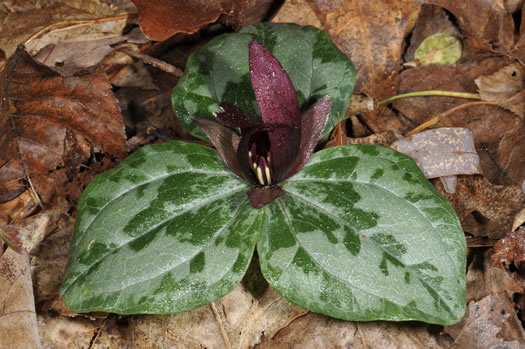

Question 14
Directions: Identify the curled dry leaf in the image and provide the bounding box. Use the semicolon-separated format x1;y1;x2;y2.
0;249;41;348
475;62;525;118
0;46;126;204
446;250;525;347
131;0;266;41
394;57;525;186
445;296;524;349
259;312;453;348
309;0;420;97
492;227;525;267
438;176;525;239
392;128;480;192
404;5;460;62
426;0;515;51
413;33;462;65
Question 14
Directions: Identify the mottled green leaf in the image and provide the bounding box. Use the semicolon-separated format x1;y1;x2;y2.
258;145;467;325
415;33;462;65
60;141;262;314
172;22;355;140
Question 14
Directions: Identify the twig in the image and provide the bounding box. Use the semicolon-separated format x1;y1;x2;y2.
118;47;183;77
405;101;497;137
378;90;481;105
209;301;232;349
356;323;367;349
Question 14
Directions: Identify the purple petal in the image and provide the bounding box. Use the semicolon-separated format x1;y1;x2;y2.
192;117;242;178
249;41;300;127
247;186;285;209
284;96;332;179
267;125;300;183
216;103;263;129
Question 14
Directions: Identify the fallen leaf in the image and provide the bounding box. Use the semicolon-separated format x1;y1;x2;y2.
259;312;453;348
272;0;322;27
475;62;525;118
445;250;525;347
0;2;135;60
492;227;525;267
392;127;480;181
413;33;462;65
426;0;515;52
311;0;420;97
512;208;525;232
437;176;525;239
131;0;272;41
0;46;127;204
445;296;523;349
404;5;460;62
394;57;525;186
0;249;41;348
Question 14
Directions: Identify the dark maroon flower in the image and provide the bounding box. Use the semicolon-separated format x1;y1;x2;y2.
193;41;331;208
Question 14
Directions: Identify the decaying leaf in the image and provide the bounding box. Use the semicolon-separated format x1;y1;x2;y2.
438;176;525;239
392;128;480;192
309;0;420;97
446;296;523;349
413;33;462;65
475;62;525;118
492;227;525;267
0;46;127;204
426;0;515;52
445;250;525;347
0;249;41;348
394;57;525;186
259;312;453;348
131;0;272;41
0;2;135;60
272;0;322;27
404;5;460;62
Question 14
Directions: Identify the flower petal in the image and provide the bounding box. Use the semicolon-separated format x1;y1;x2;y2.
216;102;263;129
192;117;242;178
284;96;332;179
249;41;300;127
267;125;301;183
247;186;285;209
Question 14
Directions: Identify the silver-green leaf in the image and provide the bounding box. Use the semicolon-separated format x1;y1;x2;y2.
258;144;467;325
171;22;355;141
61;141;261;314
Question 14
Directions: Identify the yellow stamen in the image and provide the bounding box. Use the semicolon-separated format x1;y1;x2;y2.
265;166;272;185
256;166;265;185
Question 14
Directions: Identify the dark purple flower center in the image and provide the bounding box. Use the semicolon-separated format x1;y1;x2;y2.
248;132;272;185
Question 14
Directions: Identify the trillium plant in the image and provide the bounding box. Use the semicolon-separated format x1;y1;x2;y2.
193;41;332;209
61;23;467;325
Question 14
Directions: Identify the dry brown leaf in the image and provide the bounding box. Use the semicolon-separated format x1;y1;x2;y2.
512;208;525;232
272;0;322;27
0;249;41;348
394;57;525;186
445;250;525;347
404;5;460;62
0;46;127;205
492;227;525;267
426;0;515;51
259;312;453;348
445;296;523;349
311;0;420;98
437;176;525;239
131;0;273;41
392;127;480;175
39;314;118;348
475;62;525;118
0;2;135;60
